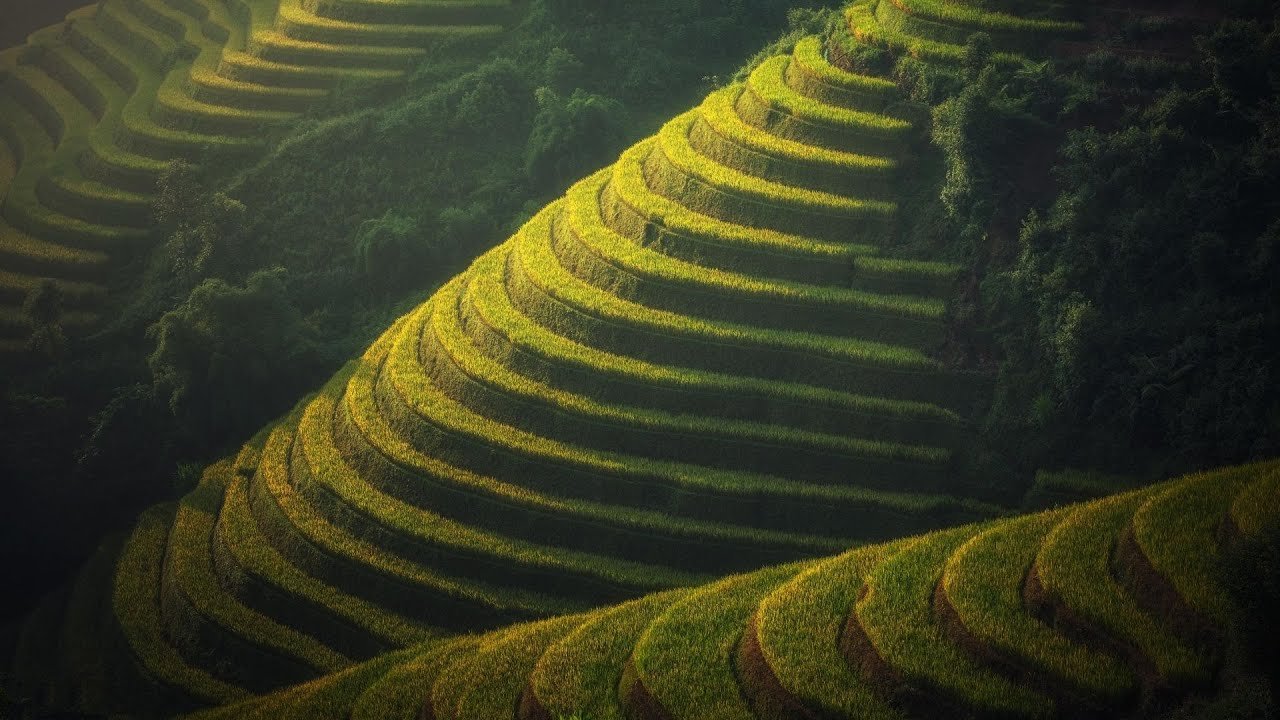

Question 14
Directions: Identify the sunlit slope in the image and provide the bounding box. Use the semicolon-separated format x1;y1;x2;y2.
179;459;1280;720
7;1;1101;714
0;0;514;351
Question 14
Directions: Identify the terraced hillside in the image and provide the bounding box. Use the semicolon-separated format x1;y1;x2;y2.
0;0;516;352
176;458;1280;720
6;0;1163;716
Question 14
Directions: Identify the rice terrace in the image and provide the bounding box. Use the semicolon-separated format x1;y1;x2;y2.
0;0;1276;718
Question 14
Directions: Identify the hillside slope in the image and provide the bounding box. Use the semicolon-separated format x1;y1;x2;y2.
0;0;516;352
181;458;1280;720
4;0;1207;716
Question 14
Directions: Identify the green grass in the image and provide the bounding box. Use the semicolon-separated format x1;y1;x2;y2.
39;173;151;227
433;613;586;720
160;461;348;689
68;12;253;158
429;261;954;490
508;206;987;411
461;243;970;449
361;300;858;556
513;203;933;371
162;460;1277;719
857;526;1054;718
753;542;905;718
884;0;1082;43
651;110;897;229
695;84;897;194
606;141;870;284
276;0;503;48
93;1;175;70
942;510;1135;702
214;461;437;654
187;641;453;720
1129;462;1273;628
299;0;512;26
113;503;250;706
1034;489;1208;686
611;140;870;260
185;65;327;111
349;639;479;720
251;413;578;625
0;268;105;305
847;0;1024;67
630;562;807;720
0;215;108;277
216;47;400;88
528;590;686;720
248;29;427;69
609;142;959;296
0;103;147;255
293;381;707;596
787;35;897;109
1230;466;1280;537
564;170;943;332
743;54;911;139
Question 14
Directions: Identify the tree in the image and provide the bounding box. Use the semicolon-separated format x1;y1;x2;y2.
353;209;432;295
524;87;627;190
147;268;324;448
22;279;65;360
153;160;247;287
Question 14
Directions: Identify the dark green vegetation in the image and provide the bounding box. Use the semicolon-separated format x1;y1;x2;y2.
9;13;1012;711
172;460;1278;720
935;8;1280;479
4;0;1279;717
0;0;813;626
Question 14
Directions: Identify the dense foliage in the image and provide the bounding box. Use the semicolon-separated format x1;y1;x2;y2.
0;0;812;621
919;13;1280;482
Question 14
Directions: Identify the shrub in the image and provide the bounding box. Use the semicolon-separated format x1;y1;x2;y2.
146;268;326;450
525;87;628;191
353;209;431;295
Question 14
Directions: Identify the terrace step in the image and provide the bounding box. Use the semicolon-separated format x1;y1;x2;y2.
786;35;899;113
158;463;349;693
299;0;512;26
647;112;897;245
276;0;503;48
216;49;400;89
292;386;706;605
436;278;959;502
561;171;944;347
0;268;105;307
341;320;850;571
940;511;1137;708
213;461;438;659
739;55;913;156
140;461;1280;720
247;30;427;70
854;528;1055;718
429;614;585;720
112;504;250;714
624;563;806;720
186;65;326;112
750;543;905;718
506;205;986;412
249;419;584;632
606;142;869;285
691;85;898;198
1031;489;1208;689
459;243;971;450
524;590;686;720
0;215;110;279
